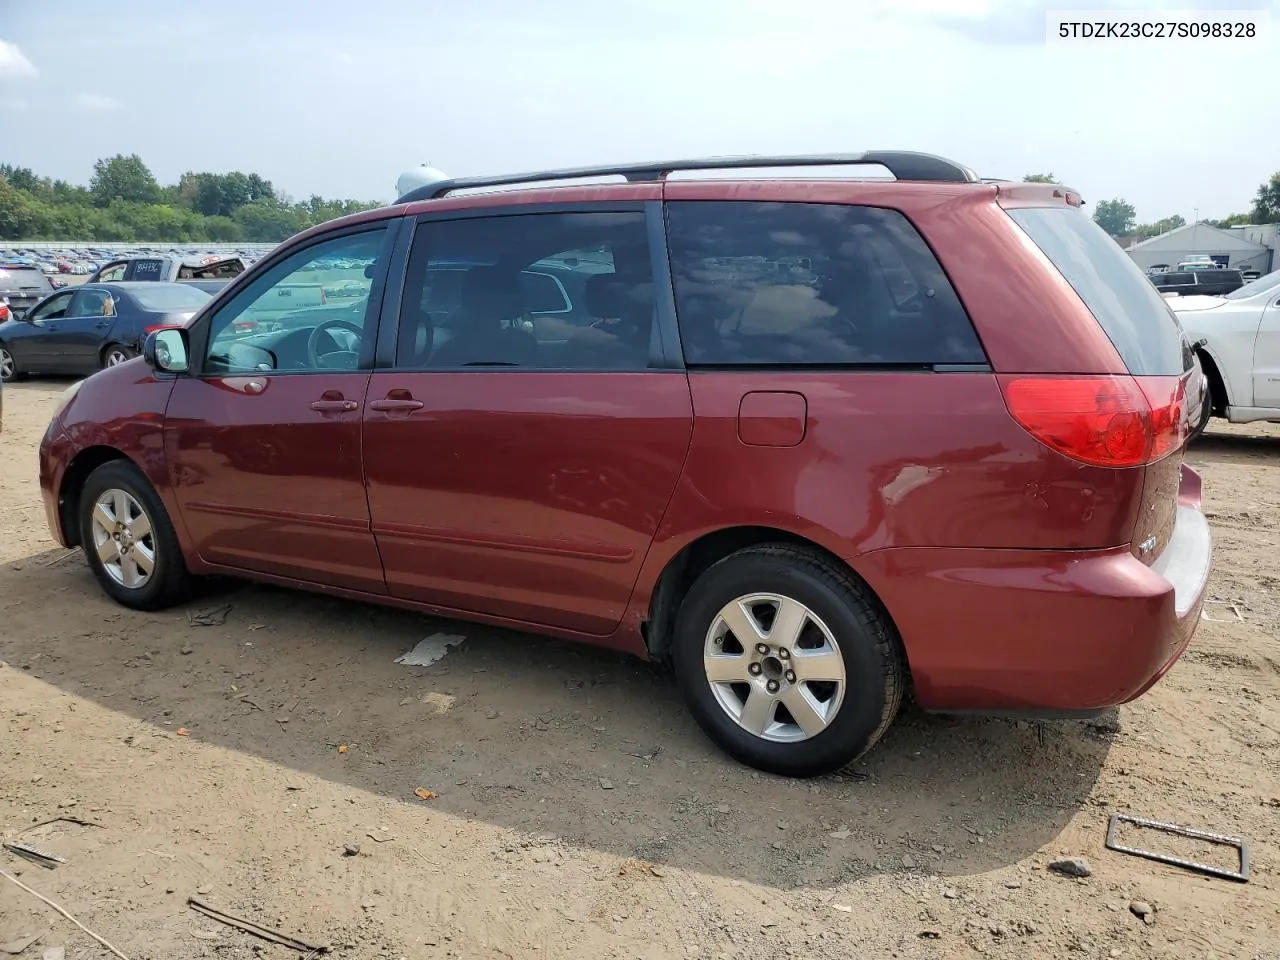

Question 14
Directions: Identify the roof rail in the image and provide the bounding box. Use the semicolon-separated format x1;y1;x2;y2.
395;151;979;203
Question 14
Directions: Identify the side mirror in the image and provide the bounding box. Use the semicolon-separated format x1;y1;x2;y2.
144;328;190;373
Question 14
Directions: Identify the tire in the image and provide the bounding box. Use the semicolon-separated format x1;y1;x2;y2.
671;544;904;778
101;344;135;369
0;343;24;382
79;460;191;610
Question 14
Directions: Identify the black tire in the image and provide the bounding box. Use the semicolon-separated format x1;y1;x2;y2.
0;343;24;382
671;544;904;778
79;460;191;610
101;344;135;370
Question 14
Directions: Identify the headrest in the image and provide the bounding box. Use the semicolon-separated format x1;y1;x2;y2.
459;267;522;319
585;273;652;319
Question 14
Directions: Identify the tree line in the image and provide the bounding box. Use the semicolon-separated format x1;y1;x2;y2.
1022;171;1280;238
0;154;383;243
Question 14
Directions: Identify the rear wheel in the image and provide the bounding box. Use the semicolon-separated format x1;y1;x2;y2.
79;460;191;610
672;544;904;777
101;344;134;369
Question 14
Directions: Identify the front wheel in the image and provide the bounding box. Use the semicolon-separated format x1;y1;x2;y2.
0;344;23;382
101;344;135;369
79;460;191;610
672;544;905;777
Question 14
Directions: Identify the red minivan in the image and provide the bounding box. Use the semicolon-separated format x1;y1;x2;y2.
38;152;1211;777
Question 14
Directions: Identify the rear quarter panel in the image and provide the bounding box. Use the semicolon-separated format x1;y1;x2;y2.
627;370;1146;616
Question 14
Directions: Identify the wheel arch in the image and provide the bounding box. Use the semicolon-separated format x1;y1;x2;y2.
1194;344;1230;415
57;445;134;547
641;524;902;667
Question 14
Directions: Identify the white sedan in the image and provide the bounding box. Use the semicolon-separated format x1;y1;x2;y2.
1172;268;1280;438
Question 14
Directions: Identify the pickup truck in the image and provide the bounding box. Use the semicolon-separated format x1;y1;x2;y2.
86;255;247;294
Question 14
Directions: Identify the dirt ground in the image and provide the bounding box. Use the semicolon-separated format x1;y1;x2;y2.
1;379;1277;960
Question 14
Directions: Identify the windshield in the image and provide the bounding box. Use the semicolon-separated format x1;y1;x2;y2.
1225;268;1280;300
128;284;212;311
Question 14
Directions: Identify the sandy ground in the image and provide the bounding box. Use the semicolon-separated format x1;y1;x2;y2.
1;378;1278;960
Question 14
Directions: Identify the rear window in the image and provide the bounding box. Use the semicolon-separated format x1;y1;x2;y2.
1008;207;1189;376
132;259;166;280
0;267;53;289
128;284;212;311
666;201;985;366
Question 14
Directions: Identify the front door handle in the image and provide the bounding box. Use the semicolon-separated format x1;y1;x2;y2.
311;399;359;412
369;398;424;412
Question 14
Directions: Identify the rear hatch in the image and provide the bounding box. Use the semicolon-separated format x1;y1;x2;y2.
1001;205;1198;567
0;266;55;312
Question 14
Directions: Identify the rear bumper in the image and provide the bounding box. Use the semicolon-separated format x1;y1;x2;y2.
856;465;1211;714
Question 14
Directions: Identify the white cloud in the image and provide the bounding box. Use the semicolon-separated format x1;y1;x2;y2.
76;92;123;112
0;95;28;111
0;39;37;79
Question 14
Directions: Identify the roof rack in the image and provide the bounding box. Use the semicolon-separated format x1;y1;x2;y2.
395;151;979;203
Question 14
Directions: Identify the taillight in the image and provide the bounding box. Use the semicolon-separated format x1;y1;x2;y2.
999;375;1186;468
144;323;183;335
0;304;8;322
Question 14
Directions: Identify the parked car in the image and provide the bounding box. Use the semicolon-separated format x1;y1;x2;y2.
37;152;1210;777
1174;268;1280;439
0;282;209;381
1150;269;1244;297
0;263;56;318
1177;255;1218;271
86;255;247;295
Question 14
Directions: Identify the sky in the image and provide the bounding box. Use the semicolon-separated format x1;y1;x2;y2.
0;0;1275;223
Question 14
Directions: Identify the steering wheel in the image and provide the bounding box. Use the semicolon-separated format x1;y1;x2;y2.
306;317;362;369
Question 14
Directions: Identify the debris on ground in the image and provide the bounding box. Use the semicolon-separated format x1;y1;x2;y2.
0;933;45;955
1105;812;1250;882
187;605;232;627
1048;857;1093;878
342;843;361;857
394;633;465;667
175;728;190;737
187;897;328;954
0;867;134;959
413;788;437;801
2;840;67;869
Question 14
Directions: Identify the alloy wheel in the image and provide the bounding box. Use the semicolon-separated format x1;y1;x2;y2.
0;347;14;381
702;592;846;743
106;348;131;367
90;488;157;589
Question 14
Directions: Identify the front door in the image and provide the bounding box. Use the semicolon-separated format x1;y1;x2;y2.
362;205;693;635
1251;286;1280;408
164;224;397;593
11;291;75;371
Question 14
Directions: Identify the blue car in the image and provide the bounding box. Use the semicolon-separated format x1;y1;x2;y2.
0;281;210;381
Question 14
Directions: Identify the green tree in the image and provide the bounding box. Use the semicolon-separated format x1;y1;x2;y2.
90;154;161;207
1022;173;1059;183
0;176;40;237
1093;198;1137;236
1206;212;1253;229
1133;214;1186;241
1251;171;1280;224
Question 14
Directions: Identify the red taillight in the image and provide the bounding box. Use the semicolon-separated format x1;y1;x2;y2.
0;304;9;322
231;320;257;333
144;323;183;335
999;375;1185;468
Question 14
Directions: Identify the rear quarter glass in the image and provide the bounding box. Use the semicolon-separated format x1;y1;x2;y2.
1006;207;1190;376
